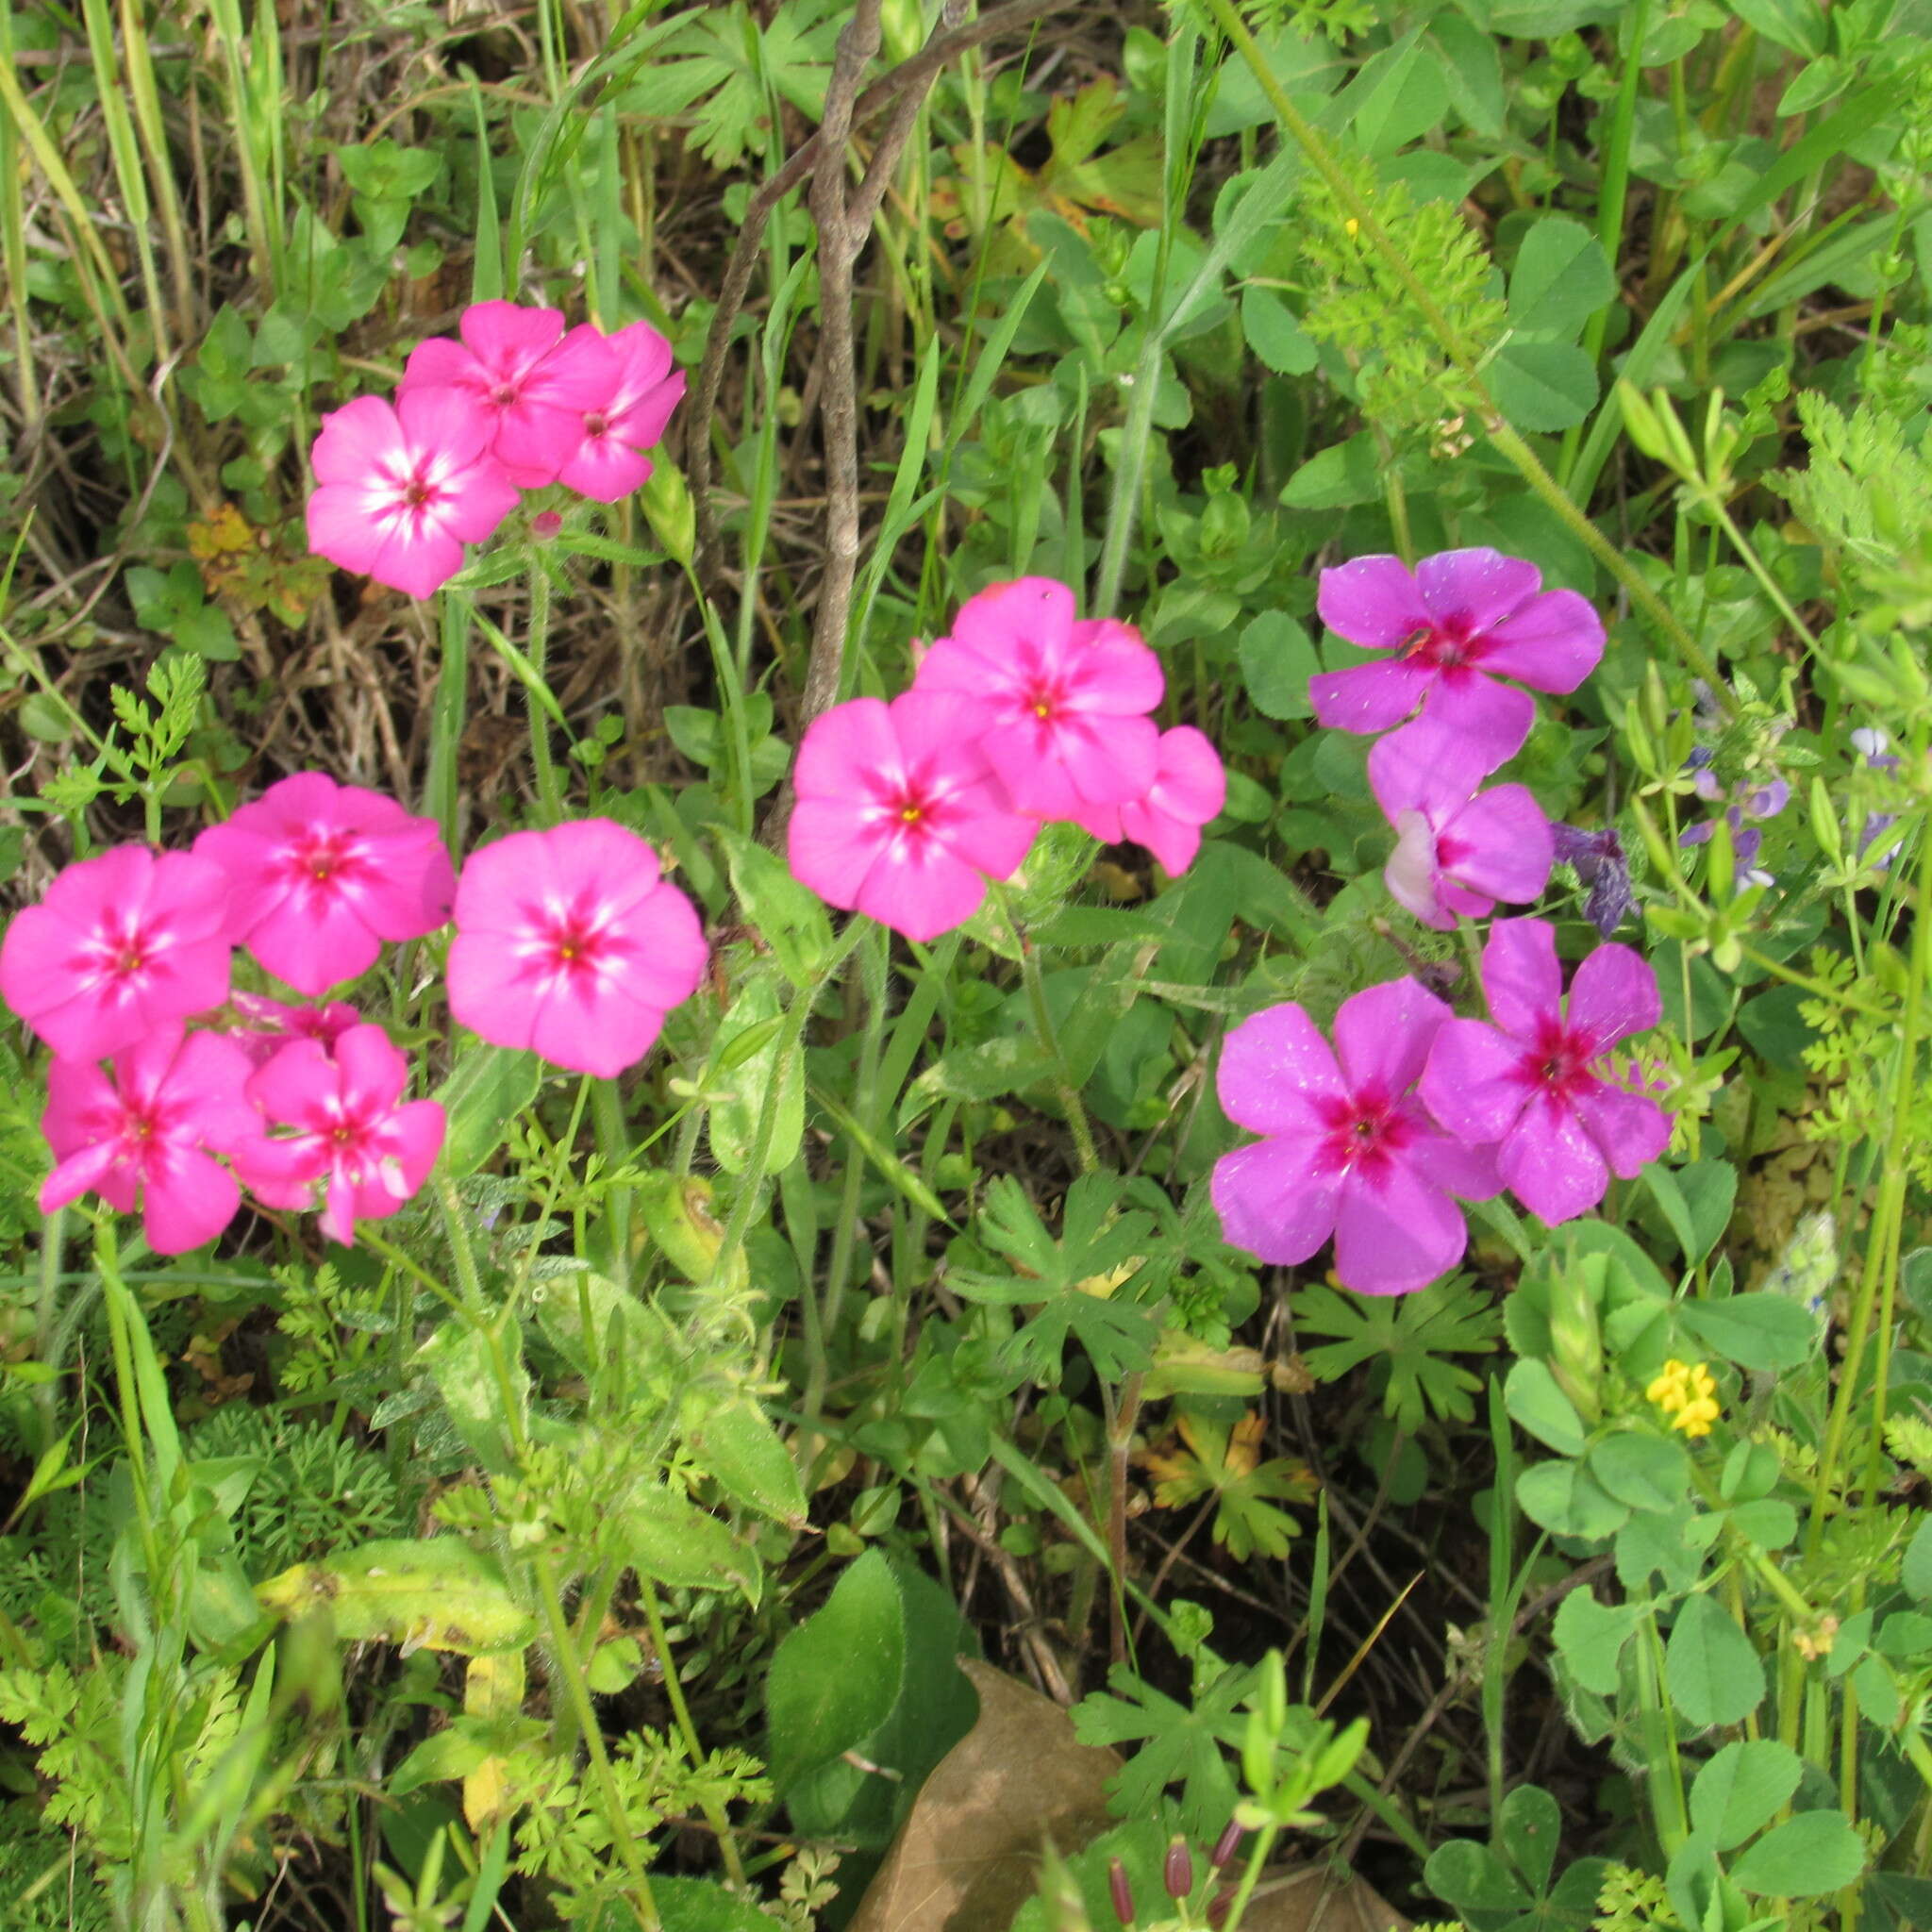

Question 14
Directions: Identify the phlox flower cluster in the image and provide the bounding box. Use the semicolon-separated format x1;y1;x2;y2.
1214;547;1669;1295
787;577;1226;941
307;300;684;598
2;775;703;1253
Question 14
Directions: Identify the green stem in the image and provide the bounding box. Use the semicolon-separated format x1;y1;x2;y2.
639;1579;747;1887
427;589;472;850
991;881;1099;1174
1197;0;1729;707
593;1078;634;1291
1218;1824;1280;1932
531;1548;661;1931
525;560;563;822
29;1204;64;1457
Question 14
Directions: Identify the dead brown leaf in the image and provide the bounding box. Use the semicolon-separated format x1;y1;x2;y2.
846;1659;1412;1932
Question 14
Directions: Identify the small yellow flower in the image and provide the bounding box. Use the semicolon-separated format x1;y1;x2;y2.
1646;1358;1720;1438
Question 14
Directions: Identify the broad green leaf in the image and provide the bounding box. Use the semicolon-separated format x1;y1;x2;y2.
1507;215;1616;341
1505;1358;1586;1456
706;972;803;1175
416;1318;527;1477
1729;0;1826;57
1516;1459;1630;1541
715;825;831;987
765;1548;905;1794
1293;1276;1499;1434
1490;339;1598;431
256;1539;534;1654
1904;1514;1932;1603
1499;1783;1562;1894
1690;1740;1803;1852
1237;608;1320;719
680;1393;808;1529
435;1040;541;1181
1666;1592;1765;1728
1552;1591;1643;1696
1589;1432;1691;1514
1679;1292;1817;1371
1424;1838;1531;1917
654;1875;793;1931
1071;1660;1256;1840
1239;287;1317;375
619;1481;760;1602
1729;1809;1866;1897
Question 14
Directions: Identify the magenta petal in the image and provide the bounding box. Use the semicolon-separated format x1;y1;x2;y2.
1217;1004;1344;1135
1574;1082;1672;1179
1331;1161;1467;1295
1309;658;1430;736
1446;785;1554;907
855;840;988;941
1121;802;1204;875
1420;1018;1530;1144
1478;590;1605;693
1061;628;1165;717
365;525;465;599
1316;555;1428;650
40;1140;124;1216
794;697;900;801
306;485;385;574
308;396;406;486
981;722;1083;819
1332;978;1449;1096
938;792;1038;882
528;983;661;1077
395;384;496;473
332;1024;408;1119
1406;1127;1503;1202
1499;1099;1609;1224
1418;673;1536;768
558;438;653;502
788;799;884;909
1414;547;1541;633
611;884;708;1013
948;575;1076;660
1368;716;1494;824
1564;941;1661;1050
1480;917;1565;1042
1385;810;1449;928
1055;714;1160;808
1210;1138;1340;1265
244;890;385;995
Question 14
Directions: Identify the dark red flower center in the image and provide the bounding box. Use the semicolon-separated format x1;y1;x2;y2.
1315;1085;1416;1180
1402;614;1484;671
491;382;518;407
585;410;608;437
402;475;437;509
1520;1015;1601;1105
287;831;364;895
541;909;610;978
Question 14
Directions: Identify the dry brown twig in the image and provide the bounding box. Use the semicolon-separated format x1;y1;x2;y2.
687;0;1063;590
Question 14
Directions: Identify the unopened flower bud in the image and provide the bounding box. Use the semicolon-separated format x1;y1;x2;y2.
1208;1886;1238;1928
1210;1821;1244;1870
530;509;563;539
1163;1836;1194;1901
1108;1856;1135;1926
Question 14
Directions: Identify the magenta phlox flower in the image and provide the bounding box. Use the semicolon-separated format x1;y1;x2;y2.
227;991;361;1067
41;1025;261;1254
236;1024;445;1246
1211;979;1501;1296
1420;917;1670;1225
552;321;686;503
1309;548;1605;767
1074;726;1226;875
789;692;1038;941
1369;721;1553;929
447;819;706;1076
2;846;233;1061
913;577;1164;818
306;390;520;598
194;773;456;997
399;301;616;488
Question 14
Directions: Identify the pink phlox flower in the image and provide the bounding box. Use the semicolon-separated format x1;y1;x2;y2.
1420;916;1671;1226
235;1023;445;1247
1;846;232;1061
1074;726;1226;876
789;692;1038;941
553;321;686;503
306;389;520;598
194;773;456;998
399;301;616;489
912;577;1165;819
1369;719;1553;929
1309;548;1605;769
40;1024;262;1255
447;819;707;1077
226;991;361;1068
1211;978;1501;1297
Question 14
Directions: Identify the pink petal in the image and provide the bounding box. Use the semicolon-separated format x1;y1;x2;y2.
1499;1098;1609;1224
1574;1083;1672;1179
1479;917;1564;1042
1332;977;1450;1095
364;525;465;599
611;883;708;1012
1331;1160;1468;1294
431;458;521;544
789;799;888;910
242;890;385;995
558;438;654;503
40;1140;125;1215
1119;802;1204;875
947;576;1076;664
794;698;901;802
1416;672;1536;768
1414;547;1541;634
308;396;406;487
1477;590;1605;692
1444;784;1553;907
1211;1137;1340;1265
394;384;497;473
1419;1017;1530;1144
1054;713;1161;808
458;300;567;375
1147;727;1225;824
377;1098;446;1196
854;839;990;941
1309;658;1430;736
527;981;663;1077
1059;625;1165;716
167;1031;264;1150
491;400;598;488
398;335;480;395
1367;716;1495;824
140;1148;242;1255
980;722;1082;819
1216;1004;1344;1135
248;1039;338;1129
332;1024;408;1118
42;1058;121;1158
306;484;386;574
1316;556;1429;650
935;790;1038;882
1564;941;1661;1050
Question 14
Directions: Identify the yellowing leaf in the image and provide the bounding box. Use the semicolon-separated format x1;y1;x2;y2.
255;1538;535;1656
